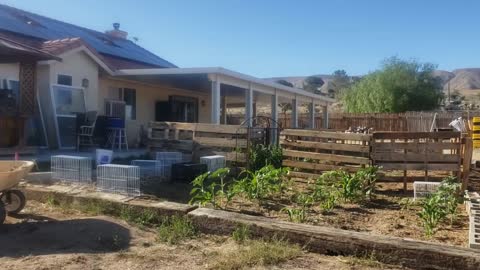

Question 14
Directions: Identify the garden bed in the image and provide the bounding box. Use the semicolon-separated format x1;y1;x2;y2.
221;182;469;247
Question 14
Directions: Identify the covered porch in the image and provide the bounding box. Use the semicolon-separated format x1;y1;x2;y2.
114;67;334;137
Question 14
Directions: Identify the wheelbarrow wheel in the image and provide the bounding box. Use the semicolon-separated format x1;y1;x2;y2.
1;190;26;215
0;201;5;224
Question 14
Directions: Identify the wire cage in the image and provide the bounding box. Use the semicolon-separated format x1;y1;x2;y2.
413;181;441;200
131;159;170;181
51;155;92;184
200;155;226;172
96;164;140;196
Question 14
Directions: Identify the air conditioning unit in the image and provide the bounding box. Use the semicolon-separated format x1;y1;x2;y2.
105;99;126;119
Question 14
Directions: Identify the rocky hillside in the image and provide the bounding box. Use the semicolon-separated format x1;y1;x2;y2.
267;68;480;93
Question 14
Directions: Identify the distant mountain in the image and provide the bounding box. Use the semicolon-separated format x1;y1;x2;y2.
267;68;480;95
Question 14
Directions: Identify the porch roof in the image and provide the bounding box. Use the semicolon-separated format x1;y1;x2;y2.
114;67;335;105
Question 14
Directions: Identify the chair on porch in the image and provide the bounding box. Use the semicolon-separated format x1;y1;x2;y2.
77;111;98;150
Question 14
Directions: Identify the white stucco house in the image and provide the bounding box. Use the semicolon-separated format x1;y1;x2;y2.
0;4;333;150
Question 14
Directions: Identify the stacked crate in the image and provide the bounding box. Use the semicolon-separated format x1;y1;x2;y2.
473;117;480;148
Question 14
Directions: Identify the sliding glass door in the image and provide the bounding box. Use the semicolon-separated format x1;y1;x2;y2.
51;84;86;149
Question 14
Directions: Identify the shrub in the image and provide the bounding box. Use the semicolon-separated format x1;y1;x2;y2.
157;216;196;244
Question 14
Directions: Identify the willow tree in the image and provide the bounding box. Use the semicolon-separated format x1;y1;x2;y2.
343;57;444;113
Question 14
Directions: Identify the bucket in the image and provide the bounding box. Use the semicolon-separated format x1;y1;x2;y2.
96;149;113;165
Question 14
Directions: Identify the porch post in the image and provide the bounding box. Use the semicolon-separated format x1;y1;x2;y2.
309;101;315;129
221;95;227;124
245;83;253;127
211;80;221;124
322;105;329;129
291;97;298;128
271;91;278;144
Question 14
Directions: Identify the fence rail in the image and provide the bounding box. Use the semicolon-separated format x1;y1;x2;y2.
280;129;371;180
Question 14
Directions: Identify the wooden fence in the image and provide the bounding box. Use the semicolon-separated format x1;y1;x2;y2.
148;122;248;164
280;129;371;180
371;132;463;190
267;111;480;131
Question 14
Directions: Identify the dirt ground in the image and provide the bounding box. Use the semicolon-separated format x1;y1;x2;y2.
1;200;410;270
222;182;469;247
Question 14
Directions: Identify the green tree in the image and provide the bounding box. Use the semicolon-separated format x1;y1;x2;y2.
331;69;351;94
303;76;325;94
343;57;443;113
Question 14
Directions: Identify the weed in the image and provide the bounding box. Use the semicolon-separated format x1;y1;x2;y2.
157;215;196;244
282;207;307;223
232;224;251;243
45;195;57;206
208;238;302;270
120;207;159;226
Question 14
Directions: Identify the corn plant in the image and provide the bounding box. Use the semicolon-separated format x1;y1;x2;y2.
190;168;237;209
436;176;461;225
320;190;337;213
337;170;363;203
282;207;306;223
418;194;446;237
355;166;380;200
234;165;289;201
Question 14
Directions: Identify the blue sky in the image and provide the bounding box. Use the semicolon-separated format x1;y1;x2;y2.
3;0;480;77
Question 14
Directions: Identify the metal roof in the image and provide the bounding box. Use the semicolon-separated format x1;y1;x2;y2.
0;4;177;68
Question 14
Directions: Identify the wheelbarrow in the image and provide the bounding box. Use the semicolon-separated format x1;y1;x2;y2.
0;161;34;224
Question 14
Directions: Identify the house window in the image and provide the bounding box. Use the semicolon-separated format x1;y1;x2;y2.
57;74;73;86
119;88;136;120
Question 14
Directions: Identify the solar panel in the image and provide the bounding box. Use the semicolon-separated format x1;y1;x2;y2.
0;5;177;68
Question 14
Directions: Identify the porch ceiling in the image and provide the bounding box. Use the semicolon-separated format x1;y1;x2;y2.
117;73;212;93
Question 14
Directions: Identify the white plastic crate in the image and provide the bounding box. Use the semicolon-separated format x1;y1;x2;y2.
51;155;92;184
200;155;226;172
96;164;140;196
413;181;441;200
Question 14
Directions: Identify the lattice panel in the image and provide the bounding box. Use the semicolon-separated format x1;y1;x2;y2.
19;62;36;115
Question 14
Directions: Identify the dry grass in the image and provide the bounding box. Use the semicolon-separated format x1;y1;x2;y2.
208;238;303;270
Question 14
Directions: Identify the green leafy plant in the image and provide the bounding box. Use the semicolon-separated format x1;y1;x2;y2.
320;190;338;213
417;176;461;236
355;166;380;199
190;171;216;207
418;194;446;237
337;170;363;203
235;165;289;201
248;144;283;171
190;168;236;209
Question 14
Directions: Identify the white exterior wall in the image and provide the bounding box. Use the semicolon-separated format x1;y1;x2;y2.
49;50;99;111
99;77;211;146
0;63;19;81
